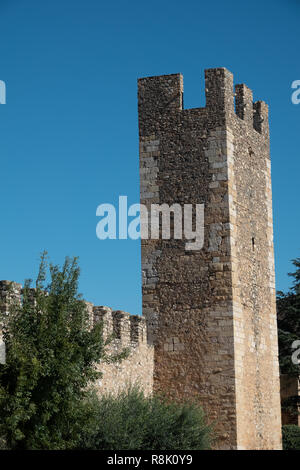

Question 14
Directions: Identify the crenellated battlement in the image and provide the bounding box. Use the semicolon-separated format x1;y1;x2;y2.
93;307;147;349
138;67;268;136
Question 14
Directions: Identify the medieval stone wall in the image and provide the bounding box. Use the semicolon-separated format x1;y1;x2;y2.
93;306;154;396
228;81;281;449
0;280;22;364
0;281;153;395
138;68;282;449
280;375;300;426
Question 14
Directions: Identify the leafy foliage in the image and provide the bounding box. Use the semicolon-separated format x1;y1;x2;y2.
277;258;300;376
282;425;300;450
0;253;125;449
80;386;211;450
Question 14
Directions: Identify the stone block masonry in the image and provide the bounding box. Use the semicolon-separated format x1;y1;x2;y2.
138;68;282;449
93;306;154;395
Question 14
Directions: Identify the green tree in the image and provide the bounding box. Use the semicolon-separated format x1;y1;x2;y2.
0;253;126;450
277;258;300;420
80;386;212;450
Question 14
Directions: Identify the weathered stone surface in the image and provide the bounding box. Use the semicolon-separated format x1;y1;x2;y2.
0;281;22;364
96;310;154;396
0;282;154;396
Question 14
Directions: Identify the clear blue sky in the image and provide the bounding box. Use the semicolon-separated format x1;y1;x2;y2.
0;0;299;315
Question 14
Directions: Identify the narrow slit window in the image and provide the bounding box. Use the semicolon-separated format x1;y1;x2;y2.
252;237;255;251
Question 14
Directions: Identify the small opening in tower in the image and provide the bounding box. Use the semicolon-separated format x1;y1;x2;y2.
252;237;255;251
248;146;254;157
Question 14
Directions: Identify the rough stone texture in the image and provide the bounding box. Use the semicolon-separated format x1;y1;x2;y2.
280;375;300;426
138;68;282;449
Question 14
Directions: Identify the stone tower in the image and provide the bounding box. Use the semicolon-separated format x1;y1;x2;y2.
138;68;282;449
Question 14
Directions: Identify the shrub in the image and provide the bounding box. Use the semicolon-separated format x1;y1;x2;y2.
282;425;300;450
0;254;126;450
81;387;211;450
